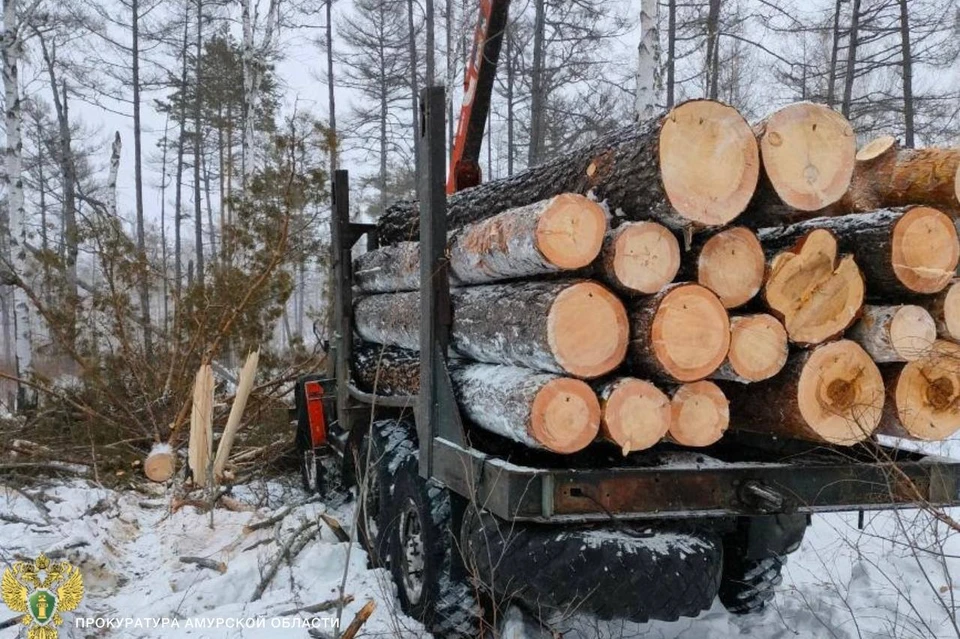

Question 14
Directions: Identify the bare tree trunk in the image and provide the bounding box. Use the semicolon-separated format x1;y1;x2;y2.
635;0;661;120
132;0;152;357
241;0;280;186
193;0;205;283
2;0;35;409
174;3;189;299
326;0;337;173
406;0;421;180
202;140;216;263
107;133;121;218
666;0;676;108
527;0;545;166
704;0;721;100
841;0;861;119
425;0;435;84
36;119;49;297
506;24;514;176
378;4;388;215
826;0;842;108
160;117;170;333
898;0;914;147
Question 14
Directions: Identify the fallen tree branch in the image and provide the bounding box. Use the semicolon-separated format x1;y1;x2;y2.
320;513;349;543
250;520;320;602
340;600;376;639
180;556;227;573
277;595;354;617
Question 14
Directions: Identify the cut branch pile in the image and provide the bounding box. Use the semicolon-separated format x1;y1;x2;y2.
352;99;960;455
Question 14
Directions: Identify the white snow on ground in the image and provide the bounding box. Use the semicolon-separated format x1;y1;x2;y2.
0;478;427;639
2;439;960;638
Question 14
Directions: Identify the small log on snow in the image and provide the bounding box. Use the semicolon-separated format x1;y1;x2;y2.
829;136;960;214
762;228;864;346
753;102;856;212
354;194;607;293
881;340;960;441
710;314;788;383
723;340;884;445
598;221;680;295
847;305;936;363
451;364;600;454
920;280;960;341
144;443;176;483
628;283;731;383
355;280;629;378
376;99;759;243
668;381;729;447
596;378;671;455
351;340;420;395
759;207;959;298
683;226;765;309
188;364;215;488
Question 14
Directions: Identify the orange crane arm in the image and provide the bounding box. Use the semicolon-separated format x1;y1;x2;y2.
447;0;511;194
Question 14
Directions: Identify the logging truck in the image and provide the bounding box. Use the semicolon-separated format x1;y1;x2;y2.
289;86;960;637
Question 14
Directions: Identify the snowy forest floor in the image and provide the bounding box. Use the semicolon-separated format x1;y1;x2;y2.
1;445;959;639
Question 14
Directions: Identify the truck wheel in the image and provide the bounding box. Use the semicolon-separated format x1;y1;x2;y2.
354;419;414;567
387;450;481;638
718;555;784;615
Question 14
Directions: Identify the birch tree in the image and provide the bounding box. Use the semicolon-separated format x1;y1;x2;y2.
634;0;660;120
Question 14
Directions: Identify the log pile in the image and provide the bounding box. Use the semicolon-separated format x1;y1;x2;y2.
351;99;960;455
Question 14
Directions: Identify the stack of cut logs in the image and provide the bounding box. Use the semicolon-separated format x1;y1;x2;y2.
351;99;960;455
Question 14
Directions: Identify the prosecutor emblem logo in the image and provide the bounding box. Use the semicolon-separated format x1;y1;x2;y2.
2;553;84;639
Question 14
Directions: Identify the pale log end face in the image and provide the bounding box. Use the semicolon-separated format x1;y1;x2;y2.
760;103;856;211
536;193;608;269
531;377;601;454
892;206;959;294
697;227;765;308
889;305;937;362
651;284;731;382
601;378;671;454
659;100;759;227
955;161;960;207
797;340;884;445
727;314;789;382
765;230;864;346
856;135;896;162
548;282;629;378
669;381;729;447
895;340;960;441
145;449;176;482
944;282;960;339
612;221;680;294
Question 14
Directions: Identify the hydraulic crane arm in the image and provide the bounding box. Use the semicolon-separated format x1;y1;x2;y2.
447;0;511;194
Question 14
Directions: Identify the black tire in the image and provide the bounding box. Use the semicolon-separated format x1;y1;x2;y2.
353;419;413;567
385;440;482;638
718;554;784;615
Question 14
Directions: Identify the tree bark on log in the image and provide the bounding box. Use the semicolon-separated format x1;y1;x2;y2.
919;280;960;341
710;314;788;383
750;102;856;215
759;207;959;298
880;340;960;441
596;378;671;454
680;226;765;308
722;340;884;445
450;364;600;454
354;280;629;378
628;283;730;383
597;221;680;295
762;228;864;345
668;381;729;447
354;194;607;293
827;136;960;215
376;100;759;243
847;305;936;363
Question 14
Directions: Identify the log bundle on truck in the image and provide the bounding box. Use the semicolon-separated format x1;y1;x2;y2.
298;88;960;637
352;99;960;454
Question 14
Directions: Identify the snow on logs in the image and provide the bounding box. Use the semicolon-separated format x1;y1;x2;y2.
596;378;671;455
354;280;629;379
882;340;960;441
354;194;608;293
375;99;760;244
450;364;601;454
628;283;731;383
723;340;885;445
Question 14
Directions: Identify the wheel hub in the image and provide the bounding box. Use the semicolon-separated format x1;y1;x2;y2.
398;498;426;605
